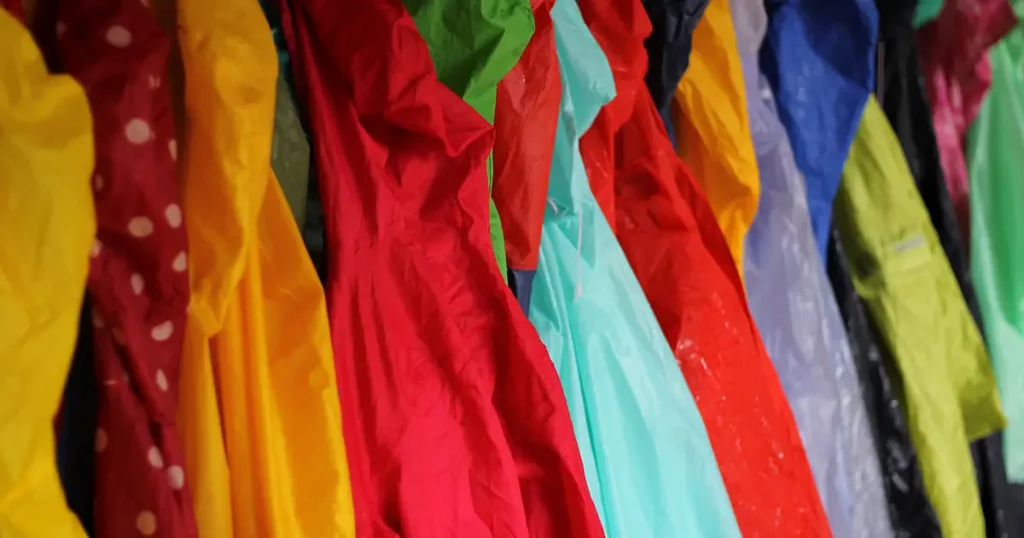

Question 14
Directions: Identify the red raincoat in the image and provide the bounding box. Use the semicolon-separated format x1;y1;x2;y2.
56;2;196;536
917;0;1016;240
277;0;605;536
578;0;834;534
493;0;561;274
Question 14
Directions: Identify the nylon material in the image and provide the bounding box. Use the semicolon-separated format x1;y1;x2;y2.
731;0;893;536
403;0;535;279
0;11;93;537
760;0;877;260
270;74;311;227
672;0;759;273
493;0;561;271
917;0;1016;243
968;25;1024;485
835;95;1007;538
174;0;356;534
583;0;833;527
640;0;710;124
525;2;741;535
278;0;606;534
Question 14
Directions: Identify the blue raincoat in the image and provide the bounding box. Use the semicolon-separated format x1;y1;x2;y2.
525;1;742;536
733;0;893;537
759;0;878;259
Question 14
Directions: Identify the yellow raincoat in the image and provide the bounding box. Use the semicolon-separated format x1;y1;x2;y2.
0;10;93;538
673;0;759;273
174;0;355;535
834;95;1006;538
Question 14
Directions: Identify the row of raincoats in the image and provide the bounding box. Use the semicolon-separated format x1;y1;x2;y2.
2;0;1024;535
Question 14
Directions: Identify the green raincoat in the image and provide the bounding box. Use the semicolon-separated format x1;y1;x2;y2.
402;0;536;278
834;95;1006;538
968;11;1024;484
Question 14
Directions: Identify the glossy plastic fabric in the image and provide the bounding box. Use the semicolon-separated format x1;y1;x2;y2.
918;0;1015;242
0;11;92;537
403;0;533;279
526;2;741;536
834;96;1007;538
826;228;944;538
278;0;607;535
673;0;758;272
913;0;943;27
270;74;311;227
173;0;356;535
969;26;1024;484
641;0;710;135
731;1;893;536
760;0;877;260
57;1;198;534
493;0;560;278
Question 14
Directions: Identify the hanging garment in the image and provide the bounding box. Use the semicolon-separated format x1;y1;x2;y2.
731;0;893;536
571;0;831;533
834;95;1007;538
914;0;943;27
57;1;198;535
917;0;1015;243
672;0;758;272
525;1;742;536
0;10;92;537
640;0;710;139
269;75;311;228
278;0;607;535
402;0;533;279
493;0;561;312
761;0;877;260
826;229;944;538
969;20;1024;487
173;0;356;535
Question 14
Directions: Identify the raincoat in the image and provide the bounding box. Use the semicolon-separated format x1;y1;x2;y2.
917;0;1015;243
278;0;606;535
969;12;1024;488
731;0;893;536
402;0;534;279
673;0;759;272
174;0;356;534
826;228;943;538
525;1;741;536
760;0;877;260
493;0;561;312
641;0;709;139
834;95;1007;538
0;10;93;537
57;0;197;534
572;0;832;533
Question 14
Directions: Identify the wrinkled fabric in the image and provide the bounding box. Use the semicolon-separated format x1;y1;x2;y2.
572;0;831;533
917;0;1015;243
826;229;943;538
969;22;1024;485
493;0;561;312
402;0;534;279
834;95;1007;538
0;11;92;537
57;0;197;534
525;1;741;536
174;0;356;535
673;0;758;272
279;0;606;535
576;0;650;225
640;0;709;138
760;0;877;260
731;1;893;536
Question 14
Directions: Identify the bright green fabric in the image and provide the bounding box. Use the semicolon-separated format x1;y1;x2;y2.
834;95;1006;538
402;0;536;279
967;21;1024;484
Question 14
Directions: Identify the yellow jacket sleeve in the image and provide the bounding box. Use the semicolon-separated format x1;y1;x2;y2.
174;0;356;535
0;9;94;538
673;0;759;274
